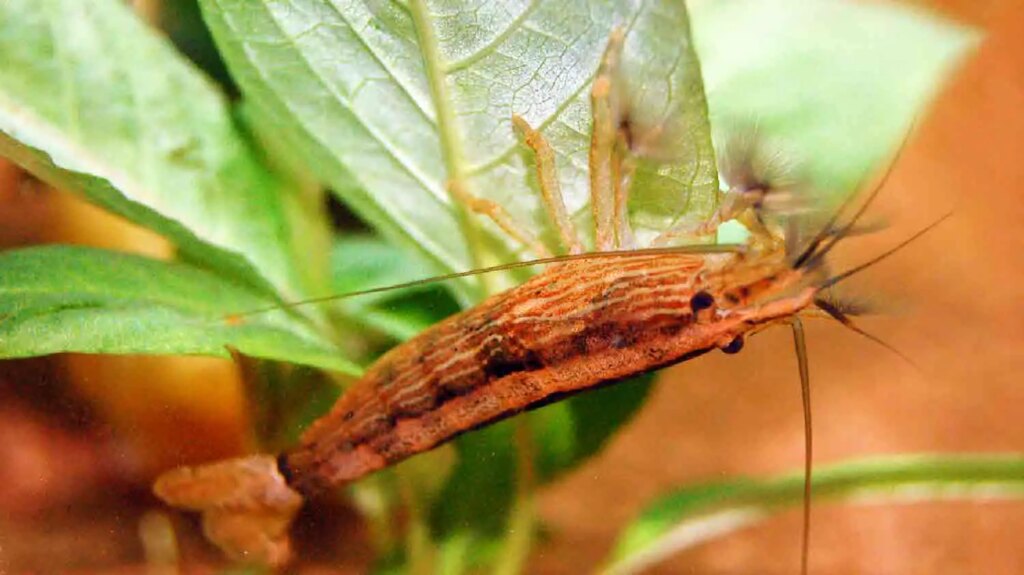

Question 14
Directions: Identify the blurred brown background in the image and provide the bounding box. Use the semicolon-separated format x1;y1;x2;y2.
0;0;1021;573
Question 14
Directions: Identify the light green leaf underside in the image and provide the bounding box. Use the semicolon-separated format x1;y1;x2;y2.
198;0;718;283
0;0;323;301
0;246;359;375
692;0;980;195
604;453;1024;575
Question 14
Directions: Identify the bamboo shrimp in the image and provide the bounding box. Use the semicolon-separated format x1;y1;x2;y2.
153;30;944;572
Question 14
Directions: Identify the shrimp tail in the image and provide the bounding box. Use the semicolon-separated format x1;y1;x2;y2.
152;455;303;567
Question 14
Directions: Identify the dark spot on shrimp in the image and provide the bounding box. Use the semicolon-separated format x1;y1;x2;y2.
435;382;472;404
690;291;715;312
481;337;544;381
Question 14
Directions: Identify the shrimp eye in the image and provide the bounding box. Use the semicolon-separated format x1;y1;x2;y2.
690;291;715;312
721;336;745;355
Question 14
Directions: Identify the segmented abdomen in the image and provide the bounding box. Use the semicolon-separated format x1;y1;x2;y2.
283;254;714;495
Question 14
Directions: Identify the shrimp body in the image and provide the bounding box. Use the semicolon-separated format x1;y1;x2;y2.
152;30;835;566
285;252;816;495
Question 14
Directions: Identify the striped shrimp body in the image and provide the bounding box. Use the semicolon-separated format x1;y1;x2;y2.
285;250;814;495
153;28;938;570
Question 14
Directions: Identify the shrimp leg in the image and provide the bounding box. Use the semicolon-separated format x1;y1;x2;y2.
512;115;584;254
589;28;625;251
447;180;552;259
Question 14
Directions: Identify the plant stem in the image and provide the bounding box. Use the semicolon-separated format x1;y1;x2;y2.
408;0;497;299
494;416;537;575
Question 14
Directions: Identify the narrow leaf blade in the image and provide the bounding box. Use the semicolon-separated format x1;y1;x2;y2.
604;454;1024;575
0;246;359;375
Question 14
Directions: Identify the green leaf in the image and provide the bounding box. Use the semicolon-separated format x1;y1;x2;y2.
331;235;461;343
0;246;359;375
692;0;980;195
603;453;1024;575
332;236;442;301
238;356;343;451
198;0;717;288
0;0;325;300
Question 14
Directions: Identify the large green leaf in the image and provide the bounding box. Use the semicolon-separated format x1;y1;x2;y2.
692;0;980;195
0;0;325;301
198;0;718;290
603;454;1024;575
0;246;359;375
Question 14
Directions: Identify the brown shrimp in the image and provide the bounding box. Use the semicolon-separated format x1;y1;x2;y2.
283;249;812;495
152;29;945;571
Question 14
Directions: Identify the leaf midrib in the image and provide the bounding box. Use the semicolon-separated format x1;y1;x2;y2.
408;0;491;298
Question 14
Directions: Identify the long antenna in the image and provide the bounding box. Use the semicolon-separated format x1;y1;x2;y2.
225;244;743;322
790;173;884;270
793;129;913;270
812;297;920;370
820;213;952;290
790;318;813;575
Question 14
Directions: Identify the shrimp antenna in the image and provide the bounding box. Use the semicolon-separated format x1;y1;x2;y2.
225;244;743;322
819;212;952;290
789;317;813;575
792;129;913;270
812;297;920;370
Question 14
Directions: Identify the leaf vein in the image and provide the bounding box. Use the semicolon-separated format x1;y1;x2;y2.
322;0;436;124
443;0;540;74
208;1;467;277
253;0;448;203
464;10;643;177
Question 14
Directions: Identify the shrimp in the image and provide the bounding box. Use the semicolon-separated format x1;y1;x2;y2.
153;29;945;572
